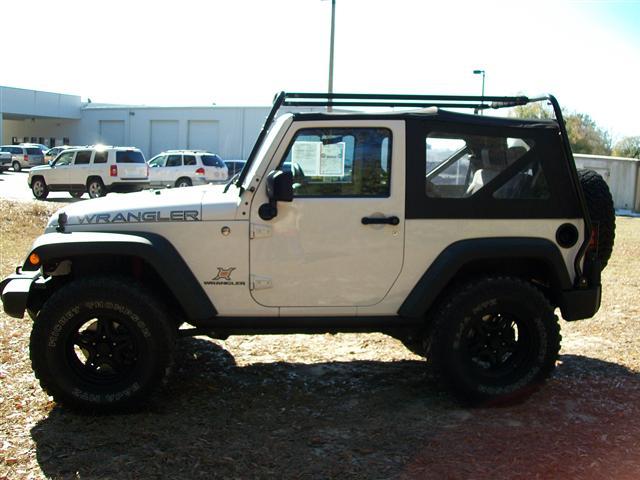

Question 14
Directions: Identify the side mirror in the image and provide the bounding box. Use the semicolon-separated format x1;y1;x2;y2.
259;170;293;220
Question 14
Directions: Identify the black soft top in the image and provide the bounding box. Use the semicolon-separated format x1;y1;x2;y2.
291;108;560;130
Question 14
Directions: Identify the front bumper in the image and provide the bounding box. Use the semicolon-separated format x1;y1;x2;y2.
0;268;42;319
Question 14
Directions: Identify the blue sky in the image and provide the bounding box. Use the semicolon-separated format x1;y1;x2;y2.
3;0;640;139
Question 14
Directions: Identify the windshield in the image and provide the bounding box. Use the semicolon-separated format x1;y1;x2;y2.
240;114;292;191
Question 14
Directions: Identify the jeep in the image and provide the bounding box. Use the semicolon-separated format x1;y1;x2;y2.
0;92;615;410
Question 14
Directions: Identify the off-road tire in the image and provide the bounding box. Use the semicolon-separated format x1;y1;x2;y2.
87;177;107;198
13;161;21;172
175;177;192;188
31;177;49;200
430;276;560;405
30;276;176;411
577;169;615;269
69;191;84;198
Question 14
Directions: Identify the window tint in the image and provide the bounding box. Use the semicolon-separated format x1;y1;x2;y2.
184;155;196;166
11;147;22;154
55;151;74;166
93;151;108;164
26;148;42;155
166;155;182;167
148;155;166;167
281;128;391;197
116;150;145;164
202;155;224;167
425;134;535;198
493;158;550;199
74;150;92;165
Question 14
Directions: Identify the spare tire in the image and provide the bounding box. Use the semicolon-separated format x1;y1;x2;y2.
577;169;615;269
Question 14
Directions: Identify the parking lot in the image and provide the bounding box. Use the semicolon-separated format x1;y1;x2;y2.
0;170;79;204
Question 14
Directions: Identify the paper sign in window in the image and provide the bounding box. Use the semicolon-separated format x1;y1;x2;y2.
318;142;345;177
291;141;322;176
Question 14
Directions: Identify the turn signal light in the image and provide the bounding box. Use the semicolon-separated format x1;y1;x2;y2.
29;252;40;266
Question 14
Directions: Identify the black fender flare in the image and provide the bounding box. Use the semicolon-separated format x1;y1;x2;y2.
23;231;216;321
398;237;572;319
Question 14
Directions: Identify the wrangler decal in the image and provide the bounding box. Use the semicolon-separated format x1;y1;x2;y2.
76;210;200;224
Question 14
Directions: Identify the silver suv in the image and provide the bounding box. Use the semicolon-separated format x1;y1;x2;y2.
28;146;149;199
0;145;45;172
148;150;228;188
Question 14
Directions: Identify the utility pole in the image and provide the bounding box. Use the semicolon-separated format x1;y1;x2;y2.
328;0;336;111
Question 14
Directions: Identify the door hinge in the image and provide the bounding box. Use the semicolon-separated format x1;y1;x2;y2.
250;275;272;290
250;223;272;239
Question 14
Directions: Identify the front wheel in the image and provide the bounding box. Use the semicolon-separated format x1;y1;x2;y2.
87;178;107;198
31;178;49;200
30;277;176;411
430;276;560;404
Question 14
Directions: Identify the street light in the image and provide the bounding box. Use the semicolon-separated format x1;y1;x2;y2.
473;69;485;115
323;0;337;111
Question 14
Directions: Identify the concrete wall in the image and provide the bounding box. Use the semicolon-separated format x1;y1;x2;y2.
0;86;81;119
574;154;640;212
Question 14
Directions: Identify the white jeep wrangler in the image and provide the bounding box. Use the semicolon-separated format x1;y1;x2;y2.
0;93;615;411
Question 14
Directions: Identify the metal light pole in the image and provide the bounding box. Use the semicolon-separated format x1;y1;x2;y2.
473;69;485;115
327;0;336;111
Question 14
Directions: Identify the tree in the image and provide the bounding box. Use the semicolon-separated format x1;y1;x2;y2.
612;136;640;159
564;113;611;155
510;102;553;120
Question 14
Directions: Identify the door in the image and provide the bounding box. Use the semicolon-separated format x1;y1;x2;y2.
249;122;405;309
148;154;167;186
70;150;93;187
163;154;183;186
99;121;125;146
48;150;75;187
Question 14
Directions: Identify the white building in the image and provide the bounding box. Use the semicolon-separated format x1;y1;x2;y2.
0;85;293;160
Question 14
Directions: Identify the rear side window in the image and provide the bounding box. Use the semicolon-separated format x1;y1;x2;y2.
11;147;22;154
202;155;225;167
184;155;196;166
116;150;145;164
166;155;182;167
74;150;92;165
93;151;108;164
26;148;42;155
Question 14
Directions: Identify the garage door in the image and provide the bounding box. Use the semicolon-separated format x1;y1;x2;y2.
188;120;219;153
99;120;125;146
150;120;179;157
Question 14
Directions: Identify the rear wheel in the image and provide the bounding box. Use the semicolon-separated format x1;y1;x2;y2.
69;191;84;198
12;161;21;172
30;276;176;411
430;276;560;404
31;177;49;200
175;177;192;188
87;178;107;198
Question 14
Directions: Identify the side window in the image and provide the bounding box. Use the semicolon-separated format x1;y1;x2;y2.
148;155;166;167
74;150;92;165
166;155;182;167
425;133;543;199
11;147;22;154
281;128;391;197
93;151;108;164
184;155;196;166
55;151;75;166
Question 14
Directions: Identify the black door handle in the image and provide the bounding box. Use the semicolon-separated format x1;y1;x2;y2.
361;216;400;226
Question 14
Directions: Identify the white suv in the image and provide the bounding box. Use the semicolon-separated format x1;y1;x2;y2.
147;150;228;188
28;146;149;200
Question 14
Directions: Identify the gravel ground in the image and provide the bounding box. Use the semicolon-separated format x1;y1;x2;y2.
1;200;639;479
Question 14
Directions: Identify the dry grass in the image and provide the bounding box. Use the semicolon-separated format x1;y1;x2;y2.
1;201;639;479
